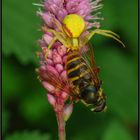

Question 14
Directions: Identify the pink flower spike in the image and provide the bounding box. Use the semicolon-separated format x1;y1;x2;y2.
57;9;68;21
42;81;55;92
43;34;53;45
52;51;63;64
57;45;67;57
60;70;67;82
47;93;56;107
61;91;69;100
46;65;59;77
46;58;54;66
62;55;67;63
41;12;54;28
55;64;64;73
36;0;104;140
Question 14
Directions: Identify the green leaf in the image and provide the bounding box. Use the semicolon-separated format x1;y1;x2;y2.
67;103;111;140
103;120;134;140
94;46;138;122
19;93;51;123
5;131;51;140
2;109;10;135
2;58;26;103
2;0;41;64
101;0;138;54
2;57;45;106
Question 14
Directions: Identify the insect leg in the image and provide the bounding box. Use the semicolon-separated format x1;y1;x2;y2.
83;29;125;47
47;37;57;50
45;37;58;58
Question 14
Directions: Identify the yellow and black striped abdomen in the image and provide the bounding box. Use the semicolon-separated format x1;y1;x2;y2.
66;52;92;90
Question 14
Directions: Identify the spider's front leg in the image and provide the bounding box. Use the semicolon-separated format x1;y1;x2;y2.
45;34;72;58
80;29;125;47
47;37;57;50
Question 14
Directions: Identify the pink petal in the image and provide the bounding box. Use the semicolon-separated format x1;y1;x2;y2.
46;58;54;66
63;104;73;121
41;13;53;27
43;34;53;45
52;50;63;64
42;81;55;92
57;9;68;21
55;64;64;73
46;65;59;77
60;70;67;81
47;93;56;107
62;55;67;63
61;91;69;99
57;45;67;56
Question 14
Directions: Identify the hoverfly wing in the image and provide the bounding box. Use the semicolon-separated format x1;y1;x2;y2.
80;43;101;88
46;71;80;101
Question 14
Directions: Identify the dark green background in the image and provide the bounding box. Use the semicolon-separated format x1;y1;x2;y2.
2;0;138;140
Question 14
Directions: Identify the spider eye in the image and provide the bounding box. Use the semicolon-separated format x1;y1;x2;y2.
62;14;85;38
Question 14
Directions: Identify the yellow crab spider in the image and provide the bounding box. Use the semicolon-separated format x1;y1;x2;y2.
44;14;125;57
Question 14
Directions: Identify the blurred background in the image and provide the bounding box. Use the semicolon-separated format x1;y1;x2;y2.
2;0;138;140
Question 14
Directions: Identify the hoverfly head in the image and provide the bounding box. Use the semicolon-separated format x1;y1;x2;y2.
91;88;107;112
81;86;107;112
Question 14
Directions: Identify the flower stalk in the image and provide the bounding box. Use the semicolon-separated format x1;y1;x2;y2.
56;110;66;140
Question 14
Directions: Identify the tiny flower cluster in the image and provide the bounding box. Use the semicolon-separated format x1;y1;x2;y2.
39;0;103;30
37;40;71;113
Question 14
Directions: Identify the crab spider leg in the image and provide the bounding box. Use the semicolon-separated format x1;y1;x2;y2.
54;19;65;34
47;37;57;50
99;30;120;38
95;30;125;48
83;29;125;47
45;28;70;47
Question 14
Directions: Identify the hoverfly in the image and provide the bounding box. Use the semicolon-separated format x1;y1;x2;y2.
40;44;106;112
41;14;125;112
66;45;106;112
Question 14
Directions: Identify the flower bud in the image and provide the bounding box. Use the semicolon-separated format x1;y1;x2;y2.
43;34;53;45
63;104;73;122
52;51;63;64
57;45;67;56
60;70;67;82
55;64;64;73
47;94;56;107
42;81;55;92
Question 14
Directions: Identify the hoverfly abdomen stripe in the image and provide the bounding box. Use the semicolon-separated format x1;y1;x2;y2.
66;57;80;66
68;69;80;78
67;53;78;60
67;63;85;74
69;70;91;85
68;65;88;78
69;76;79;82
73;78;82;86
67;59;82;69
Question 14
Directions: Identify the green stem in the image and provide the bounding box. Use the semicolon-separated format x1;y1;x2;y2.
56;111;66;140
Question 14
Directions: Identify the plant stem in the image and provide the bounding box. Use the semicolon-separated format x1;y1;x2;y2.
56;111;66;140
